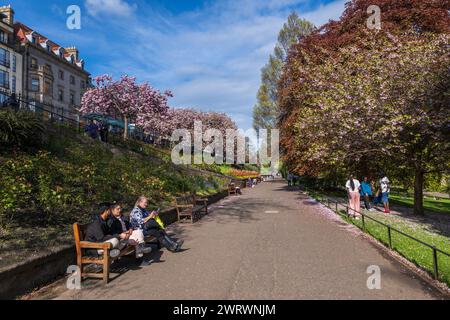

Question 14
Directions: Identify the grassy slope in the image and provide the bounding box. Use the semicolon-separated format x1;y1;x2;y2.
0;126;231;270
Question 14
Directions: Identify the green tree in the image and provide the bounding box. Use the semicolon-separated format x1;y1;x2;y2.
253;12;315;131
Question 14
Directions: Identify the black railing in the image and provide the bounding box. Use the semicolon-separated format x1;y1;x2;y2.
0;92;171;148
303;187;450;282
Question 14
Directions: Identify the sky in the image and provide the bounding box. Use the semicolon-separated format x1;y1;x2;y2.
6;0;347;129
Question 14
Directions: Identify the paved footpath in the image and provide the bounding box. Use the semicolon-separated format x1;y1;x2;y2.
37;181;446;300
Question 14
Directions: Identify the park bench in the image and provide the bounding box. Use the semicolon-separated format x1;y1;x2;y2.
174;194;209;223
73;223;155;284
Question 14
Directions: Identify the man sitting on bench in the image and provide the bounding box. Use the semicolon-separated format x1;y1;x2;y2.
107;203;152;259
84;203;124;258
130;196;183;253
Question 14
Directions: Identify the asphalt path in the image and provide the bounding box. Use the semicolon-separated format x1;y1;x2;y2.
38;181;445;300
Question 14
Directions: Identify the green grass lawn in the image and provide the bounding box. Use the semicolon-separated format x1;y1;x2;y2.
307;187;450;215
390;195;450;214
342;212;450;286
308;190;450;286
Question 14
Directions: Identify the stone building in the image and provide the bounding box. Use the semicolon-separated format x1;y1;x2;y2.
0;5;23;105
14;21;90;119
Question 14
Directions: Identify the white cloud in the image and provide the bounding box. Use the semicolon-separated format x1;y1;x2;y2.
85;0;137;17
82;0;347;129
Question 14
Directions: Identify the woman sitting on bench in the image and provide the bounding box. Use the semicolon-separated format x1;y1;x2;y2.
108;203;153;258
130;196;184;253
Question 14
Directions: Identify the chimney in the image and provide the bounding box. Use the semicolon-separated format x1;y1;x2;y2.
0;5;14;25
65;46;79;61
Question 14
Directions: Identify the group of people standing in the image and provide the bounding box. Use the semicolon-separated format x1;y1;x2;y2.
346;173;391;219
84;196;184;263
84;119;109;143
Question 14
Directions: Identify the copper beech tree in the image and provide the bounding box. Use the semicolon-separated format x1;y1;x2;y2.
278;0;450;215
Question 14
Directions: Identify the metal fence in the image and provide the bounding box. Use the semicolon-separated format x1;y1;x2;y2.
0;92;171;148
303;187;450;282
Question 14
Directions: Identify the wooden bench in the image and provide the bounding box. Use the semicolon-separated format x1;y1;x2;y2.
174;194;209;223
73;223;154;284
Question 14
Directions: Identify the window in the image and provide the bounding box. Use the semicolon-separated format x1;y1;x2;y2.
0;70;9;89
11;76;16;93
59;70;64;80
31;78;39;92
70;75;75;85
0;48;10;68
12;55;16;72
44;80;53;96
30;57;38;69
58;89;64;102
80;80;85;89
70;93;75;105
0;31;7;44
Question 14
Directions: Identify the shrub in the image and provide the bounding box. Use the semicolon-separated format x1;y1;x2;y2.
0;108;45;149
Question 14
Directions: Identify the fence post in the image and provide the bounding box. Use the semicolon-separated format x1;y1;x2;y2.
335;202;338;213
362;215;366;233
388;226;392;249
433;247;439;280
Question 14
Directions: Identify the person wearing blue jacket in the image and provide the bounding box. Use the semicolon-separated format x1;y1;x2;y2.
360;177;374;211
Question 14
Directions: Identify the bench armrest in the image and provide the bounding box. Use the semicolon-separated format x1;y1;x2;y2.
79;241;112;250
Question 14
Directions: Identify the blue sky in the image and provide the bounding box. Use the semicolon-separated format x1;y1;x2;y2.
7;0;347;129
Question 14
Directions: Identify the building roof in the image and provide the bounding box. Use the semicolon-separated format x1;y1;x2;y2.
14;21;89;75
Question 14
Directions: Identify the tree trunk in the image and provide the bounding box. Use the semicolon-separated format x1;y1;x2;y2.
413;169;424;215
123;116;128;140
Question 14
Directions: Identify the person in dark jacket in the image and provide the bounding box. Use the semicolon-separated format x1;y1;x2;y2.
99;120;109;143
107;203;152;258
84;120;99;140
84;203;128;258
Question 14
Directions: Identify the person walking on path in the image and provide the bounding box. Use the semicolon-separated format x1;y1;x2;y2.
287;173;293;187
360;177;374;211
346;175;361;219
380;173;391;214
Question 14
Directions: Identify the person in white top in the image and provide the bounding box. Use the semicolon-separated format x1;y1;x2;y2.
346;175;361;219
380;173;391;214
